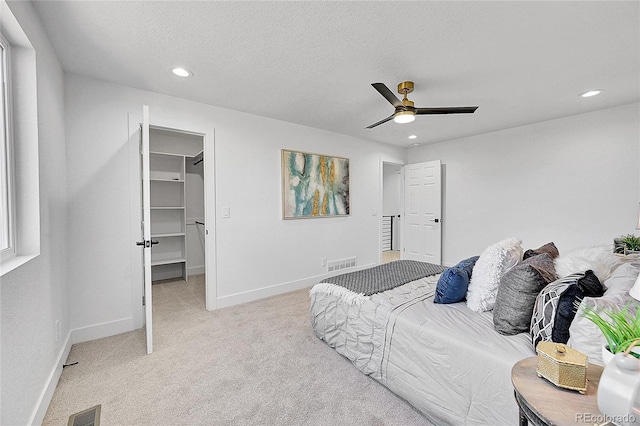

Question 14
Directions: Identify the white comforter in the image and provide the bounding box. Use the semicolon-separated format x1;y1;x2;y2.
310;276;535;425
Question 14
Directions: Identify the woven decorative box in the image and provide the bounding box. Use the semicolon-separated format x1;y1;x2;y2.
535;341;588;393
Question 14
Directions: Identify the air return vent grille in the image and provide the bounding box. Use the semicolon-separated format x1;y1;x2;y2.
327;256;356;272
68;405;101;426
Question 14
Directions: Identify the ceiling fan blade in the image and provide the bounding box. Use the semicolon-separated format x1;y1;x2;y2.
415;106;478;115
371;83;404;108
365;114;395;129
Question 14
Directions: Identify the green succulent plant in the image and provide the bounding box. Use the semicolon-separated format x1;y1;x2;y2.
580;301;640;358
615;234;640;254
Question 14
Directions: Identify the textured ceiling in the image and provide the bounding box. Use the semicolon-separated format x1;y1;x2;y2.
31;1;640;148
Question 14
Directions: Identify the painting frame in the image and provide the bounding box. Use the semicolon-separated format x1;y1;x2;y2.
281;149;350;220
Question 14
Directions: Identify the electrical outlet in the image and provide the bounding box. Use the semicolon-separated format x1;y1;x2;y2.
321;257;327;267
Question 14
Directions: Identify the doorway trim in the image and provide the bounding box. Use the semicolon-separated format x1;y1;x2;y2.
128;112;217;333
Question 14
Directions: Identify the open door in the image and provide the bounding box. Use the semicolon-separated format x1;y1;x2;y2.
402;160;442;264
136;105;154;354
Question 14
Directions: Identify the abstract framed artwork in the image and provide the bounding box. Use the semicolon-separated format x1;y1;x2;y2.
281;149;350;219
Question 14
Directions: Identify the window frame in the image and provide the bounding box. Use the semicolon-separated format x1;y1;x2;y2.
0;32;16;262
0;1;40;276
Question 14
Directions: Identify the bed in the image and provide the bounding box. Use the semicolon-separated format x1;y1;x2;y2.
310;260;536;425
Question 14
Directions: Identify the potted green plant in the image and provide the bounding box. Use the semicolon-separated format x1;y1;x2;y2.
614;234;640;255
580;301;640;363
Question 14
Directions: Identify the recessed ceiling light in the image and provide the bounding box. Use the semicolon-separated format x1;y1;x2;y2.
408;135;417;139
579;89;602;98
171;67;193;77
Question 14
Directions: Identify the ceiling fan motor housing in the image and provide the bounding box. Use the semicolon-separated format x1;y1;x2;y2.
398;81;415;108
397;81;414;94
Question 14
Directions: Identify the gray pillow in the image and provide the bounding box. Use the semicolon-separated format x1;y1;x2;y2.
493;253;557;335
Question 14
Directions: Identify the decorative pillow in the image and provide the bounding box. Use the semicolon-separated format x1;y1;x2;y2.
523;242;559;261
493;253;557;335
434;256;480;304
568;263;640;365
530;270;605;347
466;238;523;313
554;245;620;283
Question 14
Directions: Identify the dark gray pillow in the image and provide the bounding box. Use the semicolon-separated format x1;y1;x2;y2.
493;253;557;335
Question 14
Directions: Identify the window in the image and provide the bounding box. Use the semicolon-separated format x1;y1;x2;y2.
0;1;40;276
1;34;16;261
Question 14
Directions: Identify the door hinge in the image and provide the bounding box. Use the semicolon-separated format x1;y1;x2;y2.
142;295;146;306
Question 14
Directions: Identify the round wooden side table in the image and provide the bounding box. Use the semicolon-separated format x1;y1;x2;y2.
511;356;604;426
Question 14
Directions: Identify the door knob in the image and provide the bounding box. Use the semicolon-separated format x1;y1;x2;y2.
135;240;159;247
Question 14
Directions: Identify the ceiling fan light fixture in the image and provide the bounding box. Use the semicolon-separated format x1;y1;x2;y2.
393;111;416;124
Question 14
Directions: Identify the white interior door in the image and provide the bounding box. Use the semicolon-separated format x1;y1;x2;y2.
139;105;153;354
402;160;442;264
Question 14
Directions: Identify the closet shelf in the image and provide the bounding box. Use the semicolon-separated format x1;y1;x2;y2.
150;206;185;210
152;232;186;238
149;150;187;158
150;178;184;183
151;258;186;267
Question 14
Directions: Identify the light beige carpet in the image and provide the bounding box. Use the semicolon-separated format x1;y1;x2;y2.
382;251;401;264
43;275;432;425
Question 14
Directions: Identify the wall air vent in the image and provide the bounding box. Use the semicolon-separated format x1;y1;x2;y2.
327;256;356;272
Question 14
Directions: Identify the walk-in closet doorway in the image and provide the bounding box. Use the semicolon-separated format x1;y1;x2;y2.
128;106;216;354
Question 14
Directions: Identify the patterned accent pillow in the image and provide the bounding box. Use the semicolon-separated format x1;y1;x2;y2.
466;237;523;312
434;256;480;304
530;270;605;347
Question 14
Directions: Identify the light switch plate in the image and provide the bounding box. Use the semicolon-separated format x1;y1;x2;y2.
222;207;230;218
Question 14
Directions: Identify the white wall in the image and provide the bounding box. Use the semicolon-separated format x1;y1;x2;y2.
64;74;406;340
1;2;69;425
408;103;640;266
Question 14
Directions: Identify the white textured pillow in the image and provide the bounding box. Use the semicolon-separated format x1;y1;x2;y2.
554;245;620;283
568;262;640;365
466;237;523;312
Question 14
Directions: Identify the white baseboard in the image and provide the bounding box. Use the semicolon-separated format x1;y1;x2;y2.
29;333;72;426
71;316;136;344
215;262;376;309
187;265;204;276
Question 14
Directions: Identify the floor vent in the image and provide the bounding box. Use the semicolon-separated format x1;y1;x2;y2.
327;256;356;272
68;405;101;426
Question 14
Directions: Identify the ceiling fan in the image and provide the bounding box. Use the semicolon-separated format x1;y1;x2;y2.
366;81;478;129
